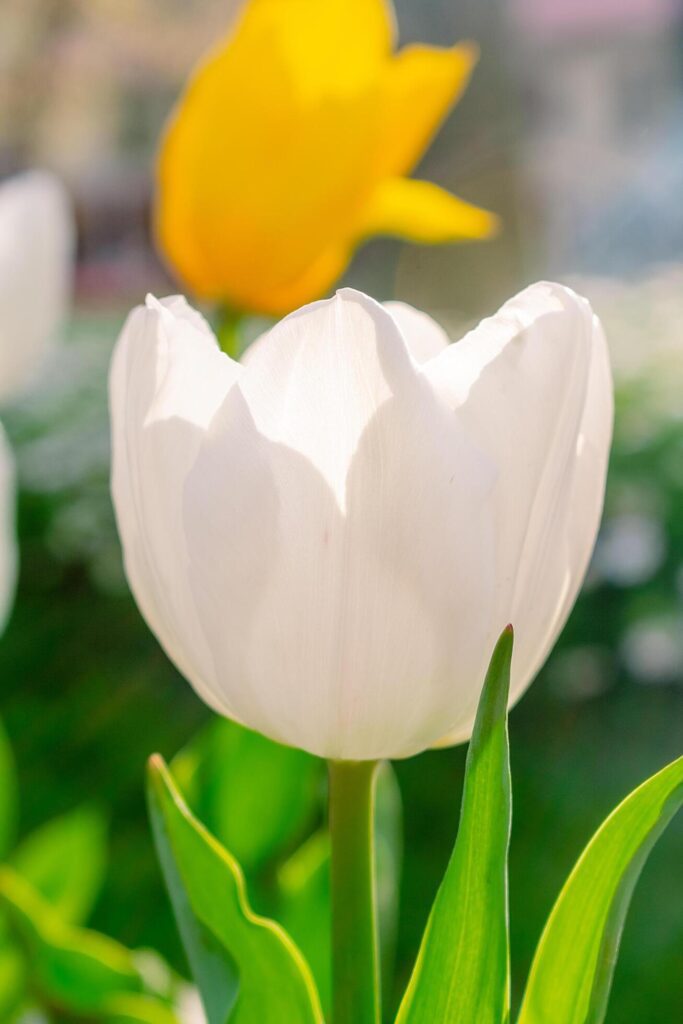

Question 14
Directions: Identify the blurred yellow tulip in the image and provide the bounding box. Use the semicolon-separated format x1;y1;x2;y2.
155;0;498;316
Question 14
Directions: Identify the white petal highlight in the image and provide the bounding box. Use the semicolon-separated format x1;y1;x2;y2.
239;288;417;511
110;296;243;718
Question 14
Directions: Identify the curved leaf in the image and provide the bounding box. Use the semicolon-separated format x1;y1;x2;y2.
518;754;683;1024
12;804;107;924
0;867;142;1014
395;627;513;1024
147;754;324;1024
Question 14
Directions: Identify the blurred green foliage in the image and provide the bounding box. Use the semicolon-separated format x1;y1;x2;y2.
0;311;681;1021
0;716;185;1021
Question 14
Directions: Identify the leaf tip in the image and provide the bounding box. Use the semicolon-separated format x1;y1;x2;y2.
146;753;169;796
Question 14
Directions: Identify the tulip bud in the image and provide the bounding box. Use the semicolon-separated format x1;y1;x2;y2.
155;0;497;315
0;171;74;403
110;283;612;760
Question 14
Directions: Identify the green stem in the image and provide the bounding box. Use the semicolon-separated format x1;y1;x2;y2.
215;306;243;359
328;759;381;1024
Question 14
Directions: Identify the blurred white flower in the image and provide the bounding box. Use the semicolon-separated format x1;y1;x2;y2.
572;265;683;438
109;282;612;760
593;512;666;587
0;170;74;404
177;985;207;1024
621;617;683;685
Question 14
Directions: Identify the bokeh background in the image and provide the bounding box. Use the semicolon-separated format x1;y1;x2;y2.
1;0;683;1020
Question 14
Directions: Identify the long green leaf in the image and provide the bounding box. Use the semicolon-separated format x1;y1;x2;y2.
12;804;107;924
395;626;514;1024
518;754;683;1024
147;754;324;1024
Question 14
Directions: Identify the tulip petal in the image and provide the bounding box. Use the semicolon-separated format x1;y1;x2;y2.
111;285;611;761
109;296;244;719
357;177;499;243
377;43;478;178
0;171;73;402
239;289;416;506
238;0;396;81
384;301;450;364
179;290;495;757
426;282;613;743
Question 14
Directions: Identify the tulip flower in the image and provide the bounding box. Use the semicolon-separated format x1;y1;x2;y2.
0;170;71;634
0;171;74;403
110;282;612;761
155;0;497;316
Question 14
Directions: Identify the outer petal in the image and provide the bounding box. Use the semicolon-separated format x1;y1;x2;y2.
376;43;478;178
0;425;17;633
356;177;499;243
426;282;613;743
384;301;450;364
109;295;243;717
179;289;495;757
0;171;73;403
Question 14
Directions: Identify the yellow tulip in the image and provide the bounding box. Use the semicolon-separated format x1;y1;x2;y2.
155;0;498;316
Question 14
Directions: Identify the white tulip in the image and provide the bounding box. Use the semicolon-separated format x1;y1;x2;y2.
0;171;74;403
110;283;612;760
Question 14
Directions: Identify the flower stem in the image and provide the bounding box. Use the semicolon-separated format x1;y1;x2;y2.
215;306;243;358
328;759;381;1024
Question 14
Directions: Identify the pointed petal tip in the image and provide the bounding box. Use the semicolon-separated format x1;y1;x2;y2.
479;209;502;239
455;39;480;68
334;285;374;303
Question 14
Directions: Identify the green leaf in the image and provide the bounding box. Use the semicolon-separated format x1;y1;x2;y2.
0;717;18;858
173;719;320;872
103;993;181;1024
0;866;142;1014
147;754;324;1024
278;830;331;1013
517;754;683;1024
374;761;403;1007
395;626;514;1024
12;804;107;924
0;937;26;1021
